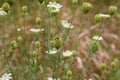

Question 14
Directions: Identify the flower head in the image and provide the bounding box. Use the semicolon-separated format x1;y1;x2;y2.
48;77;60;80
17;28;21;31
63;50;73;57
92;35;103;40
61;20;74;29
99;13;111;18
0;8;7;16
30;28;44;33
0;73;12;80
46;48;58;55
47;2;62;13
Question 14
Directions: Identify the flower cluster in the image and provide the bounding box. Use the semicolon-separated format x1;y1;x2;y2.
0;73;12;80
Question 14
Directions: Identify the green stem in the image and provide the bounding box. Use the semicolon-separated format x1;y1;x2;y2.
2;16;15;80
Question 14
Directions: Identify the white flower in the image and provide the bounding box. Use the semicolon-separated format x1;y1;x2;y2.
0;73;12;80
99;13;111;18
93;35;103;40
47;2;62;13
17;28;21;31
63;50;73;57
0;8;7;16
84;79;92;80
48;77;60;80
61;20;74;28
30;28;44;33
46;48;58;54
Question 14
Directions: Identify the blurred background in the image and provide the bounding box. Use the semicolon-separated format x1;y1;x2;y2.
0;0;120;80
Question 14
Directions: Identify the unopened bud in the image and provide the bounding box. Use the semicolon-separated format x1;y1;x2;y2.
67;70;72;78
72;50;77;57
100;63;106;71
32;51;37;58
22;6;28;15
35;41;41;49
111;61;116;69
17;36;23;43
2;2;10;12
35;17;41;25
53;37;63;49
90;40;100;54
72;0;78;7
109;6;117;16
10;40;17;50
82;2;93;14
94;14;102;23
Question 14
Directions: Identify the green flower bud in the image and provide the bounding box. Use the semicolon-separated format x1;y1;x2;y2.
53;37;63;49
35;17;41;25
82;2;93;14
100;63;106;71
22;6;28;15
38;0;44;4
94;14;102;23
72;0;78;7
111;61;116;69
90;40;100;54
35;41;41;49
72;50;77;57
30;58;36;67
32;51;37;58
2;2;10;12
109;6;117;16
10;40;17;50
67;70;72;78
17;36;23;43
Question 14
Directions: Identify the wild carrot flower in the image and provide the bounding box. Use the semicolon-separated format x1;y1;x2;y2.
48;77;60;80
30;28;44;33
61;20;74;29
92;35;103;40
47;2;62;13
0;8;7;16
17;28;21;31
0;73;12;80
99;13;111;18
46;48;58;55
63;50;73;57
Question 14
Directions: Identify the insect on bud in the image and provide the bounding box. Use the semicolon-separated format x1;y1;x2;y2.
53;37;63;49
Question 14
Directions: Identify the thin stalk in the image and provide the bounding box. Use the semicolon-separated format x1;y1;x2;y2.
2;16;15;80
